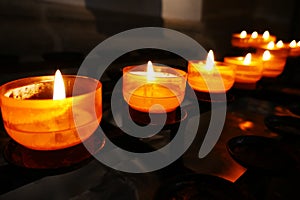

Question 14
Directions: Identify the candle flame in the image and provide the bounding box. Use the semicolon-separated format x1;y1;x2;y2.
267;41;275;49
205;50;215;71
147;61;155;81
243;53;252;65
276;40;284;48
240;30;247;38
262;31;270;40
251;31;258;39
53;69;66;100
297;41;300;47
262;50;271;61
290;40;297;48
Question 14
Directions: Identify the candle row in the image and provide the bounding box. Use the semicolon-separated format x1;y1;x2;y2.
232;30;300;57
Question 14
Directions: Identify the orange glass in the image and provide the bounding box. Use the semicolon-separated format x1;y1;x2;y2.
188;61;236;93
123;65;187;113
0;75;102;150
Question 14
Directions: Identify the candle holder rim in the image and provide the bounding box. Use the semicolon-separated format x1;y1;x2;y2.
123;65;187;78
0;75;102;102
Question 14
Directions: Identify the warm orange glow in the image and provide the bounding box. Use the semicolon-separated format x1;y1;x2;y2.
240;30;247;38
290;40;297;48
0;76;102;150
262;31;270;40
267;41;275;49
297;41;300;47
251;31;258;39
205;50;215;71
276;40;284;48
123;65;186;113
53;70;66;100
243;53;252;65
262;50;271;61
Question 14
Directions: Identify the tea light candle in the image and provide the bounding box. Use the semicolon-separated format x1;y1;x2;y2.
288;40;300;57
260;50;286;77
123;61;187;113
231;30;276;48
187;50;236;93
256;41;290;59
224;53;263;83
0;70;102;150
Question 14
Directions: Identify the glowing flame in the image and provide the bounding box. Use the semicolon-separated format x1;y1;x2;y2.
205;50;215;71
262;31;270;40
147;61;155;81
262;50;271;61
297;41;300;47
267;41;275;49
243;53;252;65
251;31;258;39
240;30;247;38
290;40;297;48
53;69;66;100
276;40;284;48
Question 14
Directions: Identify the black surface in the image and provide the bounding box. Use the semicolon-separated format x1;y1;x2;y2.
154;173;253;200
227;135;300;174
264;115;300;137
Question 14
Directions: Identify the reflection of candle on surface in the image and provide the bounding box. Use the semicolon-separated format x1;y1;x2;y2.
224;53;263;83
231;30;276;48
289;40;300;57
188;50;236;93
0;71;102;150
260;50;286;77
123;61;187;113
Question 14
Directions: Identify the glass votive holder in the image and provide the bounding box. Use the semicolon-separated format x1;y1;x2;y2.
0;75;102;150
123;64;187;113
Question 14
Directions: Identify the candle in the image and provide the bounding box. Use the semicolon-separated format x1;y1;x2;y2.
123;61;187;113
224;53;263;83
231;30;276;48
0;70;102;150
257;41;289;56
288;40;300;57
259;50;286;77
187;50;236;93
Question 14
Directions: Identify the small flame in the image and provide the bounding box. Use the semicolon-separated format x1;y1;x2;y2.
267;41;275;49
243;53;252;65
251;31;258;39
240;30;247;38
205;50;215;71
53;69;66;100
262;31;270;40
262;50;271;61
276;40;284;48
147;61;155;81
297;41;300;47
290;40;297;48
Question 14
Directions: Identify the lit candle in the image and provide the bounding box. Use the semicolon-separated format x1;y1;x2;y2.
260;50;286;77
123;61;187;113
231;30;276;48
224;53;263;83
288;40;300;57
256;41;289;59
0;70;102;150
187;50;236;93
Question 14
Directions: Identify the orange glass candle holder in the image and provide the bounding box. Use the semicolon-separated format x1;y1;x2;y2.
256;41;289;59
123;62;187;113
255;50;287;78
224;54;263;83
188;51;236;93
231;31;276;48
0;75;102;150
288;40;300;57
